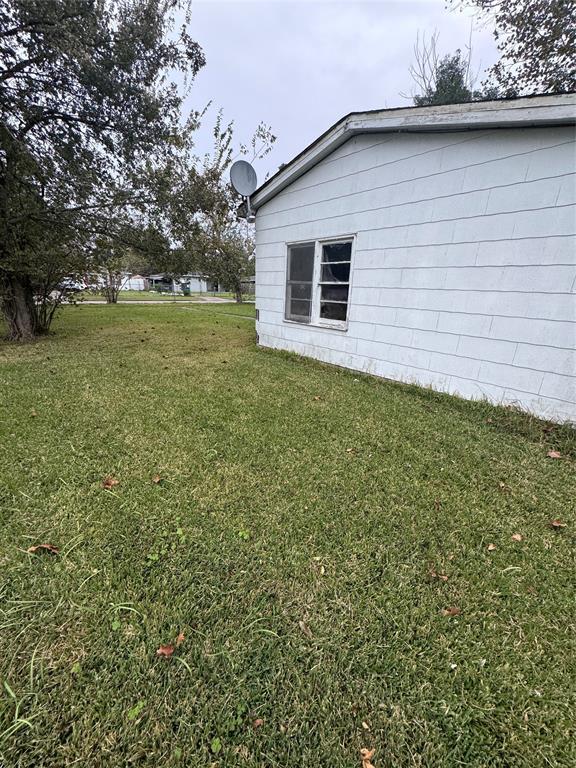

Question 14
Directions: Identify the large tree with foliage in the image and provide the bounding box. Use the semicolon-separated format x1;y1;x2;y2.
0;0;204;340
165;113;275;303
451;0;576;94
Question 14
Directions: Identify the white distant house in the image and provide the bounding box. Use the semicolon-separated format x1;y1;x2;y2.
249;94;576;423
122;274;147;291
147;273;223;293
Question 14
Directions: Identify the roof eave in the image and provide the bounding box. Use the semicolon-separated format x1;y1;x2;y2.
250;94;576;212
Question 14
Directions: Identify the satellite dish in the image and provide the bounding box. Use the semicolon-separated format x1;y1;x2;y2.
230;160;257;196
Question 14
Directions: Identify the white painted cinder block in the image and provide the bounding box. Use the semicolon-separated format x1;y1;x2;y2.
539;372;576;403
513;343;576;377
255;296;283;313
489;316;575;347
437;312;493;337
395;307;440;330
255;125;576;423
348;305;397;326
457;335;517;365
413;328;460;354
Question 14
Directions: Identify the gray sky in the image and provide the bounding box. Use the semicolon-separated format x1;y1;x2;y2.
185;0;499;180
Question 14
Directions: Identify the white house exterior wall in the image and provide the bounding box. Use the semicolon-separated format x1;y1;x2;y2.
122;275;146;291
188;276;207;292
187;277;223;292
255;127;576;423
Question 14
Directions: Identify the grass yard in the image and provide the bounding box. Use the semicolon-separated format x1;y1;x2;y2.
0;304;574;767
80;291;254;302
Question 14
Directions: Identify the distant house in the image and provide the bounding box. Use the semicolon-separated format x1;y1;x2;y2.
121;274;147;291
147;273;223;293
241;275;256;295
249;94;576;422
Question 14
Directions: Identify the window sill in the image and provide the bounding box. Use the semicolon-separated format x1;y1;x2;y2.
282;318;349;333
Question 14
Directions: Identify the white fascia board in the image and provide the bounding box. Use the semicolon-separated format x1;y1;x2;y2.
251;119;351;210
251;94;576;211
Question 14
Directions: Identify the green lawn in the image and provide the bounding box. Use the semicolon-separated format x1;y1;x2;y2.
80;290;254;302
0;304;574;767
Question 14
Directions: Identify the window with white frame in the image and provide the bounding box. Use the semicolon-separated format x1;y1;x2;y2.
285;238;353;327
285;242;315;323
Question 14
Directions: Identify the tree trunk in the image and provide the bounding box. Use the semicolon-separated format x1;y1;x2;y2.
0;274;39;341
103;284;118;303
234;284;243;303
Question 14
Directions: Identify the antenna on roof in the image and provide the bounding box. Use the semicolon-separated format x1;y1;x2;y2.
230;160;257;223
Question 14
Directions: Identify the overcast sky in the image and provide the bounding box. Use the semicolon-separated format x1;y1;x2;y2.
185;0;499;180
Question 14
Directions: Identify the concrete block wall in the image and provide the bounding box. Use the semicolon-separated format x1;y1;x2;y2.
255;127;576;422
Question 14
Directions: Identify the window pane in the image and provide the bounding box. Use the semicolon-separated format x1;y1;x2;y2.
320;301;348;321
321;262;350;283
322;242;352;263
289;299;312;320
288;244;315;281
321;284;349;302
288;283;312;300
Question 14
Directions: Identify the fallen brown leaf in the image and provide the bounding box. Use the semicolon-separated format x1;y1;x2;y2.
346;448;355;453
361;721;370;730
252;718;264;729
298;620;313;639
429;569;449;582
27;543;60;555
441;606;461;617
511;533;523;542
361;747;376;768
312;396;322;401
176;631;185;646
550;519;567;528
151;474;162;484
156;644;175;657
547;450;562;459
102;475;119;490
487;543;497;551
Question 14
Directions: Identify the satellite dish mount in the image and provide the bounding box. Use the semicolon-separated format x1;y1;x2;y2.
230;160;257;222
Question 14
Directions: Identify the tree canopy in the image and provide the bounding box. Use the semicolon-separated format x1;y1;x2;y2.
452;0;576;94
0;0;205;339
407;32;496;107
158;111;275;303
413;50;479;106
